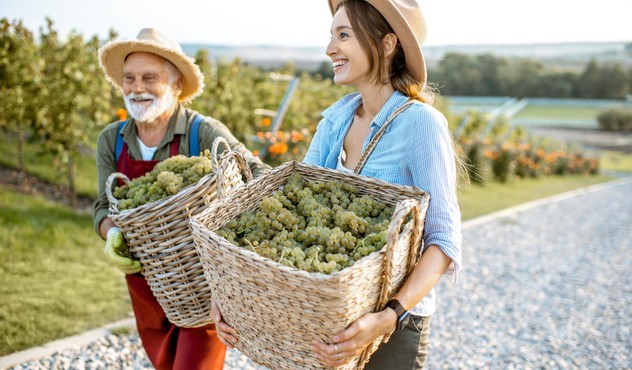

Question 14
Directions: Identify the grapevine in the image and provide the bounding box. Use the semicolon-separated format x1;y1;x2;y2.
218;174;394;274
113;149;214;210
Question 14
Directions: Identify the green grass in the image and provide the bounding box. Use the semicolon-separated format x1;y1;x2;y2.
0;134;98;199
0;187;131;356
512;105;601;121
600;150;632;173
458;174;612;220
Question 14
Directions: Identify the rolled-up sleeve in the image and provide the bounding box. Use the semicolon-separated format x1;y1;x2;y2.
408;108;462;284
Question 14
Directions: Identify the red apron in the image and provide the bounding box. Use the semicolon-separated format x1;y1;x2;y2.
117;138;226;370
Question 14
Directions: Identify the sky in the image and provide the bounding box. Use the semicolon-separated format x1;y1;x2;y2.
2;0;631;49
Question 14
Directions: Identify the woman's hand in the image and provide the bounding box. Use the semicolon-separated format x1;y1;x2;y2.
311;308;397;366
211;297;239;349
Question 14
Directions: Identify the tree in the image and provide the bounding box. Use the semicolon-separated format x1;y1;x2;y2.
433;53;483;95
599;63;628;99
506;58;545;98
576;59;601;98
37;19;115;204
0;18;44;183
476;53;510;96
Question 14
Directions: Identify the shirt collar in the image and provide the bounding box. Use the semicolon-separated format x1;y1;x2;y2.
370;91;410;131
322;91;411;133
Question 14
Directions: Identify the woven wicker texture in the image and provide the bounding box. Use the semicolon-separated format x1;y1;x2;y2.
190;161;430;369
106;137;252;328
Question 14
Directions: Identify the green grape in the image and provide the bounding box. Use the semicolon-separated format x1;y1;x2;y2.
217;173;396;275
114;150;214;210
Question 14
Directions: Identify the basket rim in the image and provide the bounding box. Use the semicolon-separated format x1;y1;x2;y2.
110;171;217;218
192;160;430;225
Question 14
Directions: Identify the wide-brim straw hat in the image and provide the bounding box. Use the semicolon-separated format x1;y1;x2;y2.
328;0;427;86
98;28;204;103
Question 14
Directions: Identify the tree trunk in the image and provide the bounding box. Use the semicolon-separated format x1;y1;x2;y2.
67;155;77;207
16;124;26;186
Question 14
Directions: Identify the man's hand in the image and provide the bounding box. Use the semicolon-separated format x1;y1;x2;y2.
103;227;141;274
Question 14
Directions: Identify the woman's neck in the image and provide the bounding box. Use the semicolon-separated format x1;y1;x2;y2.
357;84;395;120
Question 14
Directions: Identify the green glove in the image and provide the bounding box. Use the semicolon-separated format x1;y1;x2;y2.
104;227;141;274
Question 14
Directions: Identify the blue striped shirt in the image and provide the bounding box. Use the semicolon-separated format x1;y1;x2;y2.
304;91;462;316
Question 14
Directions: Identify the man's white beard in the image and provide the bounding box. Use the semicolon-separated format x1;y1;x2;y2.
124;86;177;124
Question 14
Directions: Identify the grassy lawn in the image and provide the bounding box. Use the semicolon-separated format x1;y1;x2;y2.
0;188;131;356
512;105;601;121
458;174;612;220
600;150;632;174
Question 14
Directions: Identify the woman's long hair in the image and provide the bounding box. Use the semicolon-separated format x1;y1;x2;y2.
337;0;470;188
337;0;436;104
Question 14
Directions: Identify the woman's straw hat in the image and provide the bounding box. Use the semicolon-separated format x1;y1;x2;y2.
98;28;204;103
328;0;427;85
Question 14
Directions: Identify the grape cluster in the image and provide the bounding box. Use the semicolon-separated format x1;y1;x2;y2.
113;150;214;210
218;173;394;274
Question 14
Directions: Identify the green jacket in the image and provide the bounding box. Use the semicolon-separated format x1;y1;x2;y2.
93;104;270;235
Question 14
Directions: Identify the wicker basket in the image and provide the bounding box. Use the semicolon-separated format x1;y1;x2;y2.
190;161;430;369
105;137;252;328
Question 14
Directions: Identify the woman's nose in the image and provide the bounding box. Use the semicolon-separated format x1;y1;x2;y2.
326;40;337;57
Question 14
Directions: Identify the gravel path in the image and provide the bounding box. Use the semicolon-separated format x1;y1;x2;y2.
4;177;632;370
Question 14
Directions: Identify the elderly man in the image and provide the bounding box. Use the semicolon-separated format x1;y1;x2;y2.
94;28;269;370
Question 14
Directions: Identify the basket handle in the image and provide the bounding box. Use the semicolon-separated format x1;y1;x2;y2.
105;172;131;213
356;198;422;366
216;149;254;200
211;137;232;173
378;198;422;304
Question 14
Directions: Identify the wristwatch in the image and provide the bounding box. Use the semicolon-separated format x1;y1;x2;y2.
385;298;410;331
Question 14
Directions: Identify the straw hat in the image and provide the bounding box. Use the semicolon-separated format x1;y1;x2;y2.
328;0;427;85
98;28;204;103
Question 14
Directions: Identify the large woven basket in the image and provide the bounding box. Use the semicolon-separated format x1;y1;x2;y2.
190;161;430;369
106;137;252;328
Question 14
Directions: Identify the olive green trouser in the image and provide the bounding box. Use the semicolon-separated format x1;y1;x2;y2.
364;315;431;370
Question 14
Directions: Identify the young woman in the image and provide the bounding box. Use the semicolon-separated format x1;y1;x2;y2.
213;0;462;368
304;0;463;368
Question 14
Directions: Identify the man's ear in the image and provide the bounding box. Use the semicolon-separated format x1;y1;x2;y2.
172;78;183;97
383;33;398;57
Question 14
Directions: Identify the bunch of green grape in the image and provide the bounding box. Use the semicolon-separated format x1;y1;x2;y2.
113;149;214;210
218;173;394;274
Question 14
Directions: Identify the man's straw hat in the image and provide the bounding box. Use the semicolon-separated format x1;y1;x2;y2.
98;28;204;103
328;0;427;86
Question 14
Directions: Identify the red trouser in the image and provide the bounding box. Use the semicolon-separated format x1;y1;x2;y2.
126;273;226;370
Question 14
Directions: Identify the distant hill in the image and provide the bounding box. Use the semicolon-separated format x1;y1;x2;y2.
182;41;632;71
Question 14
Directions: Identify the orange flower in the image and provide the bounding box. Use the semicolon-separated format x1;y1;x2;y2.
252;150;260;157
116;108;128;121
256;131;265;140
291;131;304;143
261;117;272;127
293;147;300;155
268;143;288;155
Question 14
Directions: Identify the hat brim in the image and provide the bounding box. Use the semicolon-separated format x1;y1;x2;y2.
98;39;204;103
328;0;427;85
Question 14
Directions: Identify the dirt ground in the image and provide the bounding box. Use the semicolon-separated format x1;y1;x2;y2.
0;166;94;214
